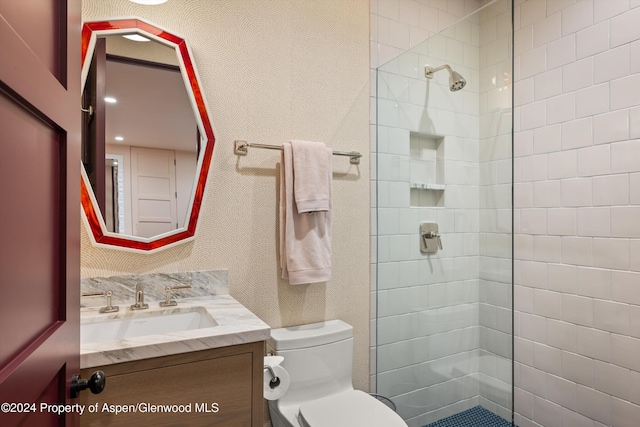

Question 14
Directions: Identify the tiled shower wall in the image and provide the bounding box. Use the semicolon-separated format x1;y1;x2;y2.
375;12;484;423
513;1;640;426
372;0;512;425
371;2;491;398
374;0;640;426
371;0;492;69
477;0;513;419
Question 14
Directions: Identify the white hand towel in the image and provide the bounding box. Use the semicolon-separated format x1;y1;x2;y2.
279;142;332;284
290;139;331;213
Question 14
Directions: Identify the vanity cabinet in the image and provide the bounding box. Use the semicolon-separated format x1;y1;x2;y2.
79;341;264;426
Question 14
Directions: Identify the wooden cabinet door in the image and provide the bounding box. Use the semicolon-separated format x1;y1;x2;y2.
0;1;81;426
80;354;253;427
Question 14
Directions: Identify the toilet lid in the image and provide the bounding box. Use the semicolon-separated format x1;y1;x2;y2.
297;390;407;427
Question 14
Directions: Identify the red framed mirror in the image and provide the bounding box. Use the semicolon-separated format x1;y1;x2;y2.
80;18;214;252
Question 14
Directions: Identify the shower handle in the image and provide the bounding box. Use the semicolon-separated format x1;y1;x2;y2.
423;231;443;250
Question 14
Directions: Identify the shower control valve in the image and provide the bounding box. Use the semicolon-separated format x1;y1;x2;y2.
424;231;443;250
420;222;443;254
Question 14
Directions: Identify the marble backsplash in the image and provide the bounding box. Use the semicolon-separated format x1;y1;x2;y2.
80;270;228;308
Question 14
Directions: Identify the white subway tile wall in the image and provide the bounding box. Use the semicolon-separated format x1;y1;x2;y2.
373;0;640;426
514;1;640;426
372;0;511;425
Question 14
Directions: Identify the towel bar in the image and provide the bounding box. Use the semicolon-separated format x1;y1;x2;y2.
234;140;362;165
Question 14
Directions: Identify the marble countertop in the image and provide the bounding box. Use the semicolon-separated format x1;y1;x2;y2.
80;295;271;369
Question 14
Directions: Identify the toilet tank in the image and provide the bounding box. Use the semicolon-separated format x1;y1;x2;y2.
268;320;354;405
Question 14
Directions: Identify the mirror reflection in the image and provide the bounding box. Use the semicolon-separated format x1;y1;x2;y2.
81;19;214;252
82;32;199;239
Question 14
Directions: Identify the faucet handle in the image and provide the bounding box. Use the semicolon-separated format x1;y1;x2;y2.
81;290;119;313
159;285;192;307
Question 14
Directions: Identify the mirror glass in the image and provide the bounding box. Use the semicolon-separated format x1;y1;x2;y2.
80;19;214;252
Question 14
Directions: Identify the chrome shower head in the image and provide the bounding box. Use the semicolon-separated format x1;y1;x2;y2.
449;70;466;91
425;64;467;92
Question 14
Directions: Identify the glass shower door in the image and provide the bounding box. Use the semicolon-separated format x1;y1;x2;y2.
375;1;513;426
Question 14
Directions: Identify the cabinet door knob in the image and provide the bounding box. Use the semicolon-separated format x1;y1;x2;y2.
70;370;106;398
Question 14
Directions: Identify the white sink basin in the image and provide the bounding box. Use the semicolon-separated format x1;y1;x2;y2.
81;307;218;345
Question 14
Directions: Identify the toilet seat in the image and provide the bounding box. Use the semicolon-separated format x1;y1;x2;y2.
297;389;407;427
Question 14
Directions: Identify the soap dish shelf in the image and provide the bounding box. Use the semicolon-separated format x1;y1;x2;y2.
410;183;446;191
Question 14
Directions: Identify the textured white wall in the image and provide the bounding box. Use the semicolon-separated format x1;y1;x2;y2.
513;1;640;426
81;0;371;391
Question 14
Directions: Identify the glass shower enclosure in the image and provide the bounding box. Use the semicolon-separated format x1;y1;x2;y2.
375;1;513;426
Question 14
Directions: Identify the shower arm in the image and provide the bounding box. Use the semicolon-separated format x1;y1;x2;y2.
425;64;452;79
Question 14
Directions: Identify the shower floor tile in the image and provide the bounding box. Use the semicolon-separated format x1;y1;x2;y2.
422;406;514;427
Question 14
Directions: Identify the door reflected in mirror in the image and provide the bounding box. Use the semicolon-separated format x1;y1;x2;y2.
81;19;214;252
104;155;122;234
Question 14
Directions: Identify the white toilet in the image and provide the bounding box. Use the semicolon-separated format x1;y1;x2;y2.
267;319;407;427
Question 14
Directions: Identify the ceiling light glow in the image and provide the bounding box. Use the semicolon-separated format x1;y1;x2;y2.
123;34;151;42
115;136;124;141
104;97;117;103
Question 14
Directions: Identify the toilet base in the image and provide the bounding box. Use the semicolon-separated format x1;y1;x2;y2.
268;400;297;427
269;390;408;427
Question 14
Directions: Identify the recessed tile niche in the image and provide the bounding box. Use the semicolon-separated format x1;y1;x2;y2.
409;132;445;207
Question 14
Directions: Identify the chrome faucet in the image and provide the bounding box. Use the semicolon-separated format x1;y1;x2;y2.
159;285;192;307
130;283;149;310
81;290;119;313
